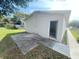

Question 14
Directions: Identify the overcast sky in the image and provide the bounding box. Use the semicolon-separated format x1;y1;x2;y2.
19;0;79;22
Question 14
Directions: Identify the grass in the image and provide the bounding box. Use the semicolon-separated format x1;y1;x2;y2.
0;34;16;54
0;27;26;54
70;28;79;40
0;27;26;41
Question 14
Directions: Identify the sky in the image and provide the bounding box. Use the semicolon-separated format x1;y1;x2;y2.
19;0;79;22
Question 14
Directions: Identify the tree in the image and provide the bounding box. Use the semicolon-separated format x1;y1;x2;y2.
69;20;79;28
0;0;34;16
14;12;29;20
11;15;17;23
0;15;4;21
11;15;22;25
3;18;9;23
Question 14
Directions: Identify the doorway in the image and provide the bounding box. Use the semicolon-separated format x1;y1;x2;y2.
49;21;58;38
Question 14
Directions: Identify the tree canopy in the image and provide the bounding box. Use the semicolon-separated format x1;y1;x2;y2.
0;0;34;16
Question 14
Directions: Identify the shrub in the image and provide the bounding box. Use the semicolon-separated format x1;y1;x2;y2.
0;22;5;27
5;23;17;29
15;20;21;25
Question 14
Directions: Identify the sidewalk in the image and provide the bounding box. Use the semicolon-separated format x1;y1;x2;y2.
67;29;79;59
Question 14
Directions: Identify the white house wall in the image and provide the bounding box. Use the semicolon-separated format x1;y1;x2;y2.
24;11;70;42
61;18;67;41
35;12;66;42
24;13;38;33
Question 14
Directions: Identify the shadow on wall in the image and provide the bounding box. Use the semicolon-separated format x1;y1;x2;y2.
62;30;67;45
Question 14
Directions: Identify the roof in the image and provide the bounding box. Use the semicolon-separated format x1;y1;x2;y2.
25;10;71;22
34;10;71;15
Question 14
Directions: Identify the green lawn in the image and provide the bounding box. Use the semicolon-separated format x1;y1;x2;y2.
0;27;26;55
70;28;79;40
0;27;26;41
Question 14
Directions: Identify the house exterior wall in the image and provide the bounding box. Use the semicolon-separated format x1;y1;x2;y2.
24;11;70;42
61;18;67;41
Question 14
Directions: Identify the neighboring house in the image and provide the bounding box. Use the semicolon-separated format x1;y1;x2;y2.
24;10;71;42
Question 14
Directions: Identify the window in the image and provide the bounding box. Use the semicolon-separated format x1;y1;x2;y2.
49;21;58;38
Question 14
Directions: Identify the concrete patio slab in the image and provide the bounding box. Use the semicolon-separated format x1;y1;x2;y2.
11;32;70;58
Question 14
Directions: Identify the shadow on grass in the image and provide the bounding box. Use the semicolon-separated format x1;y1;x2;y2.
0;44;70;59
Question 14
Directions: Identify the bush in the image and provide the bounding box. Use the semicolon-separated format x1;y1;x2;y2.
0;22;5;27
5;23;17;29
77;37;79;43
